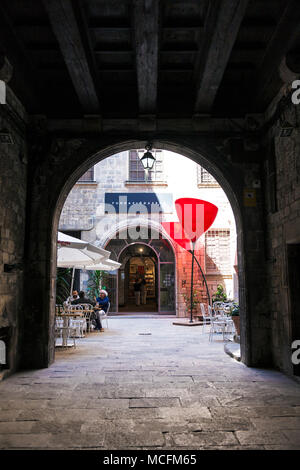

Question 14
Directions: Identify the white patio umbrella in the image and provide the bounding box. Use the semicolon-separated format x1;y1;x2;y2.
83;258;121;271
61;258;121;272
57;231;91;249
57;231;110;267
57;231;112;293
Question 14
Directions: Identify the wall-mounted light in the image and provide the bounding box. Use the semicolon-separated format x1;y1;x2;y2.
140;143;156;170
0;129;13;144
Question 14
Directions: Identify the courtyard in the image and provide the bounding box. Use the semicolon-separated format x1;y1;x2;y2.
0;317;299;450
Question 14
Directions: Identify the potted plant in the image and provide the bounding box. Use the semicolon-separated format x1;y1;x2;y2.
230;303;240;336
212;284;227;303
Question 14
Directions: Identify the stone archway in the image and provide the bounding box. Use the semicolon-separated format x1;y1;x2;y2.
21;135;268;370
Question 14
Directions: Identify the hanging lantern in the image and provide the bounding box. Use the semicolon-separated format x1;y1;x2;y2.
140;143;156;170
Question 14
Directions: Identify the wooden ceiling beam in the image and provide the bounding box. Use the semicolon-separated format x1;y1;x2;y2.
133;0;160;115
43;0;101;114
194;0;249;114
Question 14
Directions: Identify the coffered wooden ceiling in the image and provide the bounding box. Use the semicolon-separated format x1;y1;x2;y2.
0;0;299;118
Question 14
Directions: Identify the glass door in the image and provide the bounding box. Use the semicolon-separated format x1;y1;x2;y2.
159;263;175;312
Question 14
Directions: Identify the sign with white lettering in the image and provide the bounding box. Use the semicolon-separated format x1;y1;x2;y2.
105;193;173;214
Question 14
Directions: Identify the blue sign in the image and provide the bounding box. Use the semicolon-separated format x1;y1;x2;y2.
105;193;173;214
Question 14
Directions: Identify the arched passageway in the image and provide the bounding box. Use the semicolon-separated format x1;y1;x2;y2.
21;137;268;372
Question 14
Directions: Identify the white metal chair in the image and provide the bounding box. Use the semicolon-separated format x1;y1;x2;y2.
200;303;209;333
212;301;225;317
67;304;83;314
99;302;110;329
69;318;85;337
209;318;226;342
225;318;235;338
64;304;84;338
208;307;234;342
54;317;76;348
208;304;215;321
208;305;227;341
81;304;94;332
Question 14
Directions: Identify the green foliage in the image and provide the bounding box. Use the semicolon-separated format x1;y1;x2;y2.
212;284;227;302
87;270;103;299
183;289;200;312
56;268;72;304
230;304;240;316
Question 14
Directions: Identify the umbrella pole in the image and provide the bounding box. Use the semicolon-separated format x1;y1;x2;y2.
70;267;75;296
190;242;195;323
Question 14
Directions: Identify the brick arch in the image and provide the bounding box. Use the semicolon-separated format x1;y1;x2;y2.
22;136;255;371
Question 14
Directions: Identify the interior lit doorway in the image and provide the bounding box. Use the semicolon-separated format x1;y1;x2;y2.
119;244;158;313
104;228;176;314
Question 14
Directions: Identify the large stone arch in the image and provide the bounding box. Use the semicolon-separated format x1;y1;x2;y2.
21;134;268;370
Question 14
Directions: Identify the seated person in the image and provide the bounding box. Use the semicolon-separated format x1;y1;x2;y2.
65;290;79;305
71;290;95;306
94;289;109;331
95;289;109;312
71;291;102;331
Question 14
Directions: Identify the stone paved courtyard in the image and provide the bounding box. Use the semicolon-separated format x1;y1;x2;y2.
0;317;300;450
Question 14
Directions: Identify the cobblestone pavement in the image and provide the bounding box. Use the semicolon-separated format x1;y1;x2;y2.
0;317;300;450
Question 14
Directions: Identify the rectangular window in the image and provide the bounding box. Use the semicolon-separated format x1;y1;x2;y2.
205;229;231;274
197;166;219;186
128;150;164;182
129;151;145;181
78;167;94;182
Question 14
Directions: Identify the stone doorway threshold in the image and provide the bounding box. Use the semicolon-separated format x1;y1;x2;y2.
224;342;241;361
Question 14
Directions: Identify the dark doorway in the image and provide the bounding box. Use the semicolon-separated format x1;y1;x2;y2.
288;243;300;377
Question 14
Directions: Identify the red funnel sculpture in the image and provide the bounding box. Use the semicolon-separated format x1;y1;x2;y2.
175;198;218;243
161;221;192;251
163;198;218;322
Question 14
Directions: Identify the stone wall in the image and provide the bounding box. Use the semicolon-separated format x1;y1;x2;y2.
0;88;27;378
59;151;129;241
264;102;300;376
